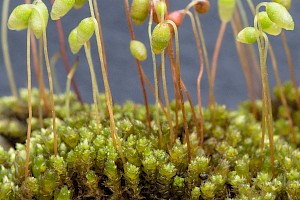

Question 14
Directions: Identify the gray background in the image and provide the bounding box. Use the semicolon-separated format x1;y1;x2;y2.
1;0;300;109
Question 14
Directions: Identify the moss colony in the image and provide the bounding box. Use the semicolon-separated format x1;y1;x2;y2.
2;0;300;199
0;83;300;200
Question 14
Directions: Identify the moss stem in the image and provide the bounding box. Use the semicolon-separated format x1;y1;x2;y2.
24;28;32;180
42;30;58;156
161;50;174;147
84;42;101;128
65;58;79;118
88;0;125;164
148;9;163;148
281;32;300;113
186;10;204;147
1;0;18;98
124;0;152;130
268;45;296;143
209;21;227;106
166;19;191;162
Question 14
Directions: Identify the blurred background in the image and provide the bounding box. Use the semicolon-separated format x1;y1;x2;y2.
1;0;300;109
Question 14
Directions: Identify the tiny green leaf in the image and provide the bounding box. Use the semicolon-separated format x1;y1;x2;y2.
77;17;95;44
130;40;147;61
130;0;150;26
257;12;282;36
29;0;49;38
7;4;33;30
68;28;82;54
218;0;236;23
266;2;294;30
236;27;257;44
51;0;75;20
151;22;171;54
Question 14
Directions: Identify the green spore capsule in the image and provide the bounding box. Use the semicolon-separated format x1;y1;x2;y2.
68;28;82;54
266;2;294;30
74;0;87;9
51;0;75;20
151;22;171;54
29;0;49;39
272;0;291;10
236;27;257;44
77;17;95;44
130;0;150;26
257;11;282;35
7;4;33;30
155;1;167;20
130;40;147;61
218;0;236;23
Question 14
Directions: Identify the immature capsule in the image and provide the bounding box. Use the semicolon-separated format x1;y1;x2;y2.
7;4;33;30
155;1;167;21
130;40;147;61
236;27;257;44
29;0;49;38
74;0;87;9
166;10;184;28
218;0;236;23
194;0;210;14
266;2;294;30
51;0;75;20
151;22;171;54
68;28;82;54
77;17;95;44
257;12;282;36
272;0;291;10
130;0;151;26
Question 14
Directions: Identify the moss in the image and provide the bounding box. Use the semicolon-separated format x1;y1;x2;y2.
0;84;299;199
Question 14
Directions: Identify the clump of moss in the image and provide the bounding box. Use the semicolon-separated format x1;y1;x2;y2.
0;85;300;199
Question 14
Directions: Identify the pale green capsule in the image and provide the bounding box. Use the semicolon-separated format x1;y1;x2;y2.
51;0;75;20
151;22;171;54
130;0;150;26
68;28;82;54
266;2;294;30
7;4;33;30
77;17;95;45
257;12;282;36
236;27;257;44
218;0;236;23
130;40;147;61
29;0;49;39
74;0;87;9
272;0;291;10
155;1;167;20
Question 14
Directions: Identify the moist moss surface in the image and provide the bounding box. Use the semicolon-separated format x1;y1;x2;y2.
0;83;300;200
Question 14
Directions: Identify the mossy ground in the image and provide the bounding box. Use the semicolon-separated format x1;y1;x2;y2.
0;82;300;200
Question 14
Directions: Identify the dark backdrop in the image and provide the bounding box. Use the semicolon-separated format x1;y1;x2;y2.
1;0;300;109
